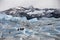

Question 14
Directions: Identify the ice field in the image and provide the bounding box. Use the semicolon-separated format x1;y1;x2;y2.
0;14;60;40
0;6;60;40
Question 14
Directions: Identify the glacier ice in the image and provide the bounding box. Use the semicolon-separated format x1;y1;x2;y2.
0;7;60;40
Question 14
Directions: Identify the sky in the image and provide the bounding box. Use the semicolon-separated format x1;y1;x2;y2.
0;0;60;11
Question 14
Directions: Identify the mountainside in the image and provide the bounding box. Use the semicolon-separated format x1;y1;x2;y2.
1;6;60;20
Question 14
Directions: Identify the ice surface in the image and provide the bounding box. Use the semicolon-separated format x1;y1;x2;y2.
0;14;59;40
0;7;60;40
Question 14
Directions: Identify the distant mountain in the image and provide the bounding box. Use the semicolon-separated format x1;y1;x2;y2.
0;6;60;20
